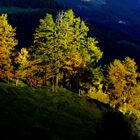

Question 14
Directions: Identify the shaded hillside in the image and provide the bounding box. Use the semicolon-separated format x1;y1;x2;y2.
0;83;137;139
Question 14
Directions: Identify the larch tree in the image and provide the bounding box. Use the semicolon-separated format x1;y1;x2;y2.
15;47;41;87
106;57;140;111
0;14;18;81
15;48;29;86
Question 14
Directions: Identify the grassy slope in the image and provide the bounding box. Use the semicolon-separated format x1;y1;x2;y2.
0;83;137;139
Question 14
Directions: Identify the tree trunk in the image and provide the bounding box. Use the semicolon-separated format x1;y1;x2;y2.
70;75;80;93
42;68;47;86
70;76;74;91
52;76;55;92
63;71;66;88
44;68;47;86
55;69;59;92
16;79;19;86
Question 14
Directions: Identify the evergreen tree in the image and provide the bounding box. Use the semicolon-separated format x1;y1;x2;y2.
32;13;55;86
31;10;103;92
59;10;103;92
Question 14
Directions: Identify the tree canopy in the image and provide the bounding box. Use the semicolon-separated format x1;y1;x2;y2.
31;9;103;92
106;57;140;111
0;14;18;80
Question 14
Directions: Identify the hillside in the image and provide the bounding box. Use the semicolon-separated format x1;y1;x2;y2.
0;83;137;139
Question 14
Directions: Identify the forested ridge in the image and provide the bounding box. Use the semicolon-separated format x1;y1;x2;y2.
0;7;140;139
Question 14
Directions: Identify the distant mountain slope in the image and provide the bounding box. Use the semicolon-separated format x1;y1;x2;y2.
0;0;61;48
0;0;58;8
55;0;140;42
56;0;140;28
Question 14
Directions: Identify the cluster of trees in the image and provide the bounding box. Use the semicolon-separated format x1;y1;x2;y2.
0;10;140;114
